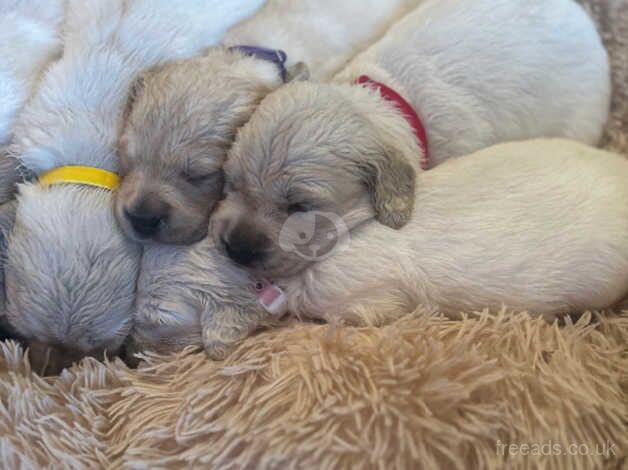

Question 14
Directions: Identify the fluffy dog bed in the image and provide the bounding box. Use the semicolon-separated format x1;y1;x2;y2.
1;1;627;468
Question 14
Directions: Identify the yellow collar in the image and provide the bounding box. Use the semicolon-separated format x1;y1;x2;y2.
39;166;120;191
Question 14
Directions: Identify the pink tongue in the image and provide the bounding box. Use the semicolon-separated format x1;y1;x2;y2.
255;279;288;316
259;282;282;305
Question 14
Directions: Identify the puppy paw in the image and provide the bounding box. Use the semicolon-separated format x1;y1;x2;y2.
204;339;235;361
202;324;249;361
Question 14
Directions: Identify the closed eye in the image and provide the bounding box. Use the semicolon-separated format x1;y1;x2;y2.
183;170;222;185
287;202;310;214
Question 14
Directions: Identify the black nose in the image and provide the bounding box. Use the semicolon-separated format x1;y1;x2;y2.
125;208;163;237
223;228;269;267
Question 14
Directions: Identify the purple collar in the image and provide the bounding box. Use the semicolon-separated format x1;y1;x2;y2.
229;45;288;82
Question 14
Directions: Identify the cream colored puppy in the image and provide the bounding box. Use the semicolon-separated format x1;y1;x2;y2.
212;138;628;332
3;0;265;373
138;138;628;359
115;0;422;245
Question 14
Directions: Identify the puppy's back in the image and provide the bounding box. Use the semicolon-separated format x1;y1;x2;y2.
412;139;628;315
336;0;610;164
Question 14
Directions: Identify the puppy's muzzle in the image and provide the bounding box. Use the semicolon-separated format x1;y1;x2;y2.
222;223;270;267
124;196;169;238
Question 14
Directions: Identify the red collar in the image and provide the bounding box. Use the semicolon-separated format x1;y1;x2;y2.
355;75;429;170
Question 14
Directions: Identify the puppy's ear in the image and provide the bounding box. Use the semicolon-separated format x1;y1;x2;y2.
121;73;147;125
286;62;310;82
361;147;416;229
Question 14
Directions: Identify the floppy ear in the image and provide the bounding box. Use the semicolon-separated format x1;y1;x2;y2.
118;70;153;161
286;62;310;82
121;73;147;126
361;147;416;229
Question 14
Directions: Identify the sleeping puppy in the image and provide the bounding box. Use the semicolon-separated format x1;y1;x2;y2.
3;0;266;374
211;137;628;341
115;0;422;245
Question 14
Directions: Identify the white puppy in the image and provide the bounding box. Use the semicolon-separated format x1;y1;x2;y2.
337;0;610;171
115;0;422;245
217;0;610;238
222;0;423;81
3;0;265;373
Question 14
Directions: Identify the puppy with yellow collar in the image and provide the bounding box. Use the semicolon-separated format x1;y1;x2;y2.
2;0;265;373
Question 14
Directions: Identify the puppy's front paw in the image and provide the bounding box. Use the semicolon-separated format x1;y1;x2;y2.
201;304;272;360
202;323;251;361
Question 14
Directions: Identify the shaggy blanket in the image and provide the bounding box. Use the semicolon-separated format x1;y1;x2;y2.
1;1;627;468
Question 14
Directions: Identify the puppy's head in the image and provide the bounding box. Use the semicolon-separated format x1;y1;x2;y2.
115;48;293;245
3;184;141;373
212;82;416;278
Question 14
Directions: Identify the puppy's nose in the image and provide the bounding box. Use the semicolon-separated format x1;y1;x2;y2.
223;228;270;267
124;195;170;238
125;208;164;237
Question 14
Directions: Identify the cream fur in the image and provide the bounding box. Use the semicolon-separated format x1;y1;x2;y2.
279;139;628;323
1;311;627;468
0;0;65;340
1;1;627;466
2;0;265;371
127;0;430;355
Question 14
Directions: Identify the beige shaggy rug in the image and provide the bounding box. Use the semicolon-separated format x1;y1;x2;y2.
2;1;628;469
